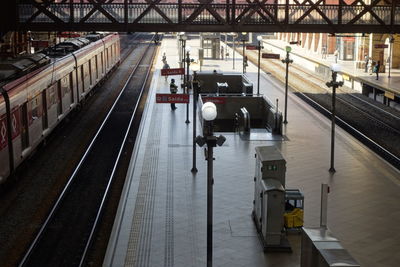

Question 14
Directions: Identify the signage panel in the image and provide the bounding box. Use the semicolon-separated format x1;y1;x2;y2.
374;44;388;49
262;53;280;59
202;97;226;104
161;68;185;76
156;94;189;103
246;45;257;50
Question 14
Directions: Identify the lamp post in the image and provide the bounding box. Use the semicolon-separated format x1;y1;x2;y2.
325;64;344;173
195;102;226;267
179;32;187;83
242;32;247;73
185;46;192;124
191;62;200;173
231;33;237;70
281;46;293;124
257;35;264;95
388;35;395;78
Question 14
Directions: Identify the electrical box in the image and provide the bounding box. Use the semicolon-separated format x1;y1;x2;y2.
253;146;290;252
255;146;286;187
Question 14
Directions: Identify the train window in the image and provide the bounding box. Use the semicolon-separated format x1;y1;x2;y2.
88;60;93;85
57;80;62;116
48;84;58;107
95;55;99;79
30;95;41;124
100;52;104;74
110;45;114;61
60;75;69;97
80;65;85;92
42;91;48;129
21;103;29;150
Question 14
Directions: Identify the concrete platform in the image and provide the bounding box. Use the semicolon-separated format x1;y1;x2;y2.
103;35;400;267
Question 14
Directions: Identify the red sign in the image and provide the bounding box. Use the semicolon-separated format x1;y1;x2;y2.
246;45;257;50
156;94;189;103
202;97;226;104
0;114;7;150
374;44;388;49
161;68;185;76
342;37;355;41
262;53;280;59
31;40;49;48
57;32;81;38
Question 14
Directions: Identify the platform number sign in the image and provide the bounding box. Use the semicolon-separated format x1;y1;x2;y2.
267;165;278;171
0;115;7;149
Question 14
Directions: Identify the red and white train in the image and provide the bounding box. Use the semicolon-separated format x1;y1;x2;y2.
0;33;120;184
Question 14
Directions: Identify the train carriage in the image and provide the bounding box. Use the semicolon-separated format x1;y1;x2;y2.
0;33;120;184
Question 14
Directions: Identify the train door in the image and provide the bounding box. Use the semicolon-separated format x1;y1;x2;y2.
57;80;62;116
41;91;48;129
21;103;29;150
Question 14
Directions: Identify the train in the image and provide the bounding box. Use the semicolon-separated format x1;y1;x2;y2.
0;33;121;184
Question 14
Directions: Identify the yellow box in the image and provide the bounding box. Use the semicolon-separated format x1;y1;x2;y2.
284;208;304;228
284;213;294;228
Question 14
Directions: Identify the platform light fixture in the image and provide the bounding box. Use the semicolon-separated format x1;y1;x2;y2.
195;102;225;267
326;63;344;173
281;45;293;124
257;35;264;95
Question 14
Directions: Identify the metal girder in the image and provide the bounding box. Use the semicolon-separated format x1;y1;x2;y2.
14;0;400;34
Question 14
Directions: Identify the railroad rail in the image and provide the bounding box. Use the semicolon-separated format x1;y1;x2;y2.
8;0;400;33
18;34;157;267
234;42;400;169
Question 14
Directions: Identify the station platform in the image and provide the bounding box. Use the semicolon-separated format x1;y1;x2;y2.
263;38;400;97
103;35;400;267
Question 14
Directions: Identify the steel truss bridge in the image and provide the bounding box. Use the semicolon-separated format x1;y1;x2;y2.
6;0;400;33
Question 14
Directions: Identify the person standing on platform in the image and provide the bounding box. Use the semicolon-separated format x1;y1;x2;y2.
334;49;339;63
374;61;381;80
170;78;178;110
162;61;170;81
364;54;369;73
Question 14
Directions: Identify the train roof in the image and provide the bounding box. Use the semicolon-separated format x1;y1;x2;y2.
0;53;50;82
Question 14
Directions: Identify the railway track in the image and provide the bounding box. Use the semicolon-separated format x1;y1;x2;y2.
230;42;400;169
18;35;158;266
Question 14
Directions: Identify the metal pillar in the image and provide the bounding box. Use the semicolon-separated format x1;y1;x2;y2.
257;40;262;95
281;49;293;124
326;71;343;173
196;120;225;267
388;36;394;78
186;50;190;124
206;126;214;267
320;184;329;228
233;35;236;70
191;74;199;173
242;38;246;73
